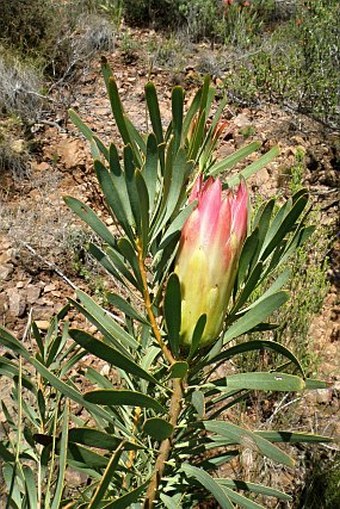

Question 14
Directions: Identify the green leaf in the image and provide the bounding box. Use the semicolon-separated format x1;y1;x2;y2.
145;82;164;145
88;442;125;509
103;72;137;163
64;196;116;249
261;193;309;261
172;86;184;152
135;170;150;254
143;417;174;440
305;378;329;390
204;421;294;467
182;464;234;509
208;339;304;377
75;289;139;350
164;273;181;358
69;329;158;385
217;372;305;392
88;243;134;290
160;493;183;509
233;262;264;313
69;109;95;143
68;428;142;451
23;466;38;509
192;390;205;419
84;389;165;413
209;141;261;177
143;133;159;213
123;145;141;231
217;479;292;501
221;487;265;509
153;148;191;241
169;361;189;379
183;86;202;137
255;431;332;444
107;292;148;324
188;314;207;360
67;442;109;469
224;292;289;343
0;327;111;422
102;481;149;509
236;229;259;290
51;402;69;509
227;146;280;187
94;159;134;240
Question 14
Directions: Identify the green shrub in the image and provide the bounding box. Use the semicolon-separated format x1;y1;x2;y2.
223;0;340;125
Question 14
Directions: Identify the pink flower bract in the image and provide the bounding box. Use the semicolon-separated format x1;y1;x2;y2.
175;176;248;347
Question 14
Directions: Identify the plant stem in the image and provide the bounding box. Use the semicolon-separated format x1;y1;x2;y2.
144;378;183;508
137;239;175;365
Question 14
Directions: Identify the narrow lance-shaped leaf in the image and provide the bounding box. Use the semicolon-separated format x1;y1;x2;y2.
227;146;280;188
102;481;149;509
69;329;159;385
204;421;294;467
216;479;292;502
88;442;125;509
143;133;159;214
182;464;234;509
145;82;164;146
64;196;116;249
51;402;69;509
223;291;289;344
73;289;139;351
164;273;181;358
84;389;166;413
214;372;306;392
0;327;111;420
209;141;261;177
172;86;184;153
207;339;304;376
107;292;148;324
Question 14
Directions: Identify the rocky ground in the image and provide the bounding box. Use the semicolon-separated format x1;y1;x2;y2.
0;32;339;505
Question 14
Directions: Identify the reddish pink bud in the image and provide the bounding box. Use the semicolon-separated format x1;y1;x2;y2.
175;176;248;347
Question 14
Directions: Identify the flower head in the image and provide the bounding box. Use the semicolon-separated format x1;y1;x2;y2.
175;176;248;348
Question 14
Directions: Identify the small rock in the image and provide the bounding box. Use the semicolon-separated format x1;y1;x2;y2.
6;288;26;317
0;293;8;314
26;285;41;304
36;162;50;172
44;283;57;293
35;320;50;330
16;281;25;289
0;264;14;281
57;139;86;170
316;388;332;404
0;250;13;264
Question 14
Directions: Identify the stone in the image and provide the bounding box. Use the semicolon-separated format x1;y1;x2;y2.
26;285;41;304
35;320;50;330
315;388;332;404
44;283;57;293
6;288;26;317
57;139;85;170
0;264;14;281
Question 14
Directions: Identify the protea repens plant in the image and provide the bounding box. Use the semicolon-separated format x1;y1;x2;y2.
0;61;332;508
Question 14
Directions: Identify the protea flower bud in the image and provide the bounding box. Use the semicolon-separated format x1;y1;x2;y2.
175;176;248;348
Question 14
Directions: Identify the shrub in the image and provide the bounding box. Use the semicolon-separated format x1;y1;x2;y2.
0;47;43;122
223;0;340;125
